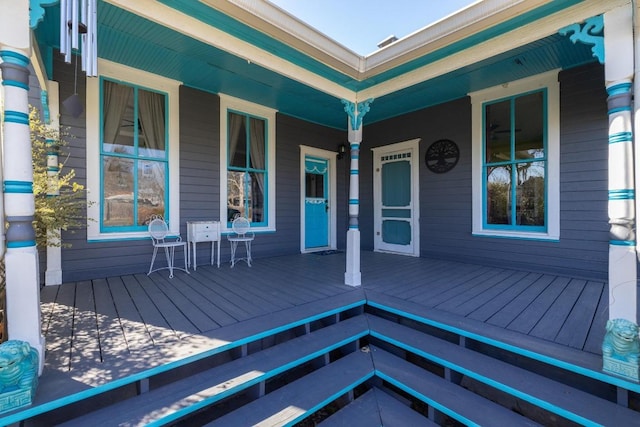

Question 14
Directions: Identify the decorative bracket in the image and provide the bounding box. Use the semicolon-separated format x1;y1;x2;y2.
29;0;59;30
559;15;604;64
341;98;374;131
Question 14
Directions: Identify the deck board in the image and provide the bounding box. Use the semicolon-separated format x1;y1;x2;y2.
107;276;156;351
508;276;572;335
529;279;588;341
486;274;555;328
70;281;101;367
583;285;609;354
555;280;605;350
92;278;130;364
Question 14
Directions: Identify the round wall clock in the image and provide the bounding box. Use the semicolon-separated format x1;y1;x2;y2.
425;139;459;173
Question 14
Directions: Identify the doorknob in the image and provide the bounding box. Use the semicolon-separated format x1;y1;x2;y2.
325;200;329;212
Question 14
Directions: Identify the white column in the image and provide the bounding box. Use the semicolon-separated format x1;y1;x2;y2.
45;81;63;286
0;0;45;374
605;5;637;325
341;99;373;287
601;4;639;382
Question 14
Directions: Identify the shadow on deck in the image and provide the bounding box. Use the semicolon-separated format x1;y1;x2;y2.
3;251;614;423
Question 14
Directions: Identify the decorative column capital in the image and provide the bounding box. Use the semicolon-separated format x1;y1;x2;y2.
559;15;604;64
29;0;58;29
341;98;374;131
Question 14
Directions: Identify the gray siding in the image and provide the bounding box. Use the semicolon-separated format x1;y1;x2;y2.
361;63;608;279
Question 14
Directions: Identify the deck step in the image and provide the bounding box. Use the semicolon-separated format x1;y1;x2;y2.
206;349;375;426
371;345;542;426
59;315;369;427
368;314;640;426
319;387;436;427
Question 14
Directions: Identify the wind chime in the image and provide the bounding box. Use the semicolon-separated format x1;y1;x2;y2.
59;0;97;117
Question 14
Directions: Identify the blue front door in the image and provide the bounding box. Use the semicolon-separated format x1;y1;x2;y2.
304;156;329;249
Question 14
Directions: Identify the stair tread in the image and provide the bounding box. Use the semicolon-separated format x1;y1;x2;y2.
207;350;375;426
368;314;640;426
320;387;436;427
371;345;541;426
59;315;368;427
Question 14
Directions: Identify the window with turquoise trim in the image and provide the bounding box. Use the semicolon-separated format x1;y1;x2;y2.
227;111;267;226
101;79;168;231
484;90;546;230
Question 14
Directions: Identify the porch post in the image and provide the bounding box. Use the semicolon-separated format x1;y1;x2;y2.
603;5;639;381
45;81;64;286
0;0;45;373
341;98;373;287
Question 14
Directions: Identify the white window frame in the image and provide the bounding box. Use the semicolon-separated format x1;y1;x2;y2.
470;69;560;241
86;59;181;241
219;93;276;233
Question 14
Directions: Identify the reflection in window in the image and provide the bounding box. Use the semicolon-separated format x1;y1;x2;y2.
227;111;267;225
101;79;167;230
484;90;545;228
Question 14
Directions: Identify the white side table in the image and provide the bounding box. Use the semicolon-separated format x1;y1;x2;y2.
186;221;221;270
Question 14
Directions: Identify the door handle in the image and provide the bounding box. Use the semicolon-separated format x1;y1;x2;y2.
325;200;329;212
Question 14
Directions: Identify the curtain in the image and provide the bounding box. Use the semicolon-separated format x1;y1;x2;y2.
249;117;265;197
102;81;131;145
228;113;244;165
138;89;165;152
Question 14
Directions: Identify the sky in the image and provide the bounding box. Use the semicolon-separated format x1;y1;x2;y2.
268;0;479;55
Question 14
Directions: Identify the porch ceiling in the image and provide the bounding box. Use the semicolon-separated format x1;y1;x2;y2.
34;0;597;129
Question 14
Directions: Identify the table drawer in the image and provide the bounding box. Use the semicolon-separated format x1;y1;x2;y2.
194;231;218;241
187;221;220;242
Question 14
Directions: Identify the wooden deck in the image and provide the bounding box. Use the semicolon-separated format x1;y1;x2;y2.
32;251;608;413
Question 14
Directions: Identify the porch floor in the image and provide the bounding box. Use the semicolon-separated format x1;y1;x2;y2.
20;251;611;419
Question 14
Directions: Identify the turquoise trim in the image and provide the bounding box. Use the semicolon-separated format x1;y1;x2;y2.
3;111;29;125
482;88;548;233
608;189;635;200
372;331;599;426
607;82;632;96
2;80;29;91
341;99;374;130
226;109;270;228
367;301;640;394
29;0;58;29
376;371;477;426
610;240;635;246
349;199;358;205
0;300;366;425
4;180;32;193
99;77;170;233
150;330;369;427
41;90;50;124
558;15;604;64
0;50;29;67
350;170;358;175
609;132;632;144
285;373;374;427
608;106;632;115
7;240;37;248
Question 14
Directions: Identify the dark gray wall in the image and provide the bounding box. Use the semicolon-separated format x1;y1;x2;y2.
54;55;347;281
361;62;609;279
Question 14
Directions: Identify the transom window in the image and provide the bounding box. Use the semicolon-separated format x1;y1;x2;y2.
470;70;559;240
484;90;546;230
100;79;168;231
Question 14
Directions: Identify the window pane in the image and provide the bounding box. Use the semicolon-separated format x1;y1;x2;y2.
485;100;511;163
249;117;266;170
103;156;134;227
516;161;545;226
486;165;511;225
306;173;324;198
228;112;247;168
103;81;134;155
227;170;246;220
138;89;166;159
515;92;544;160
137;160;166;225
250;172;265;223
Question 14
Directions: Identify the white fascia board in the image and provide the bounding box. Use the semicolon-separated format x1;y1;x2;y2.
104;0;356;102
220;0;364;73
358;0;629;101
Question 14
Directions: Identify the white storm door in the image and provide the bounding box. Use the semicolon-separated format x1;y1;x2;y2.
373;139;420;256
